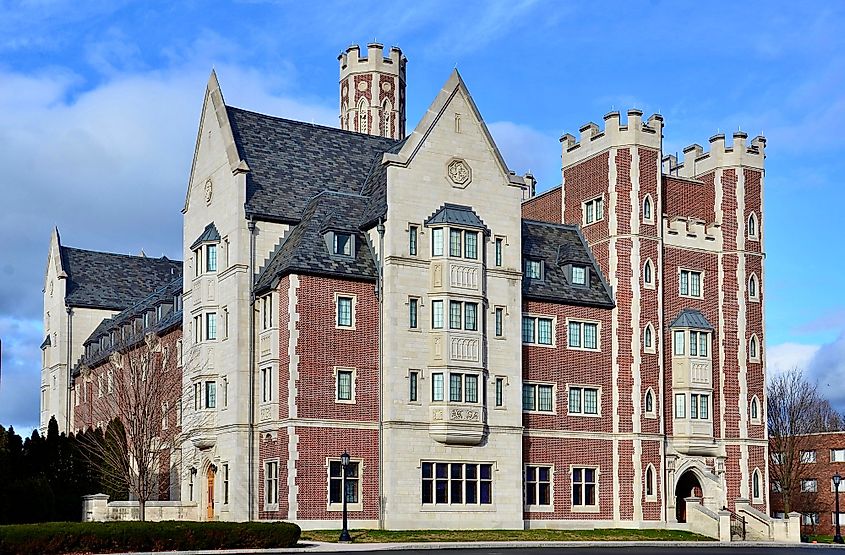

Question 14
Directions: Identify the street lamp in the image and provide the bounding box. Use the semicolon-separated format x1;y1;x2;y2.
834;472;843;544
339;451;352;543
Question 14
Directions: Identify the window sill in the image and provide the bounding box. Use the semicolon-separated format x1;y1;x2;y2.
335;399;356;405
523;410;557;416
523;342;556;349
327;502;363;512
645;495;658;503
264;504;279;512
335;325;356;331
582;220;603;228
566;346;600;353
679;294;704;300
571;504;600;513
644;283;656;290
644;413;658;420
567;412;601;418
644;348;656;354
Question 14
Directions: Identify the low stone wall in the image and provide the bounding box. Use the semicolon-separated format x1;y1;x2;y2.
82;494;198;522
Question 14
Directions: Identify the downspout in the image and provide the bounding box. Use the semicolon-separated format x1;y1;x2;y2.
377;219;385;530
65;306;73;435
247;218;257;521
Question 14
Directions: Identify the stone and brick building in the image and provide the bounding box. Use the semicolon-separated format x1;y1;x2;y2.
42;43;770;531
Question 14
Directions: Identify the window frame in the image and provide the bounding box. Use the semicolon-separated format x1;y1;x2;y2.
334;367;356;404
524;259;543;280
333;232;354;257
748;212;759;240
264;459;279;509
408;224;419;256
567;384;601;417
522;382;556;414
644;388;656;418
570;465;599;512
206;244;218;272
494;306;505;338
327;457;363;512
522;314;556;347
335;293;356;329
205;312;217;341
643;259;655;289
642;194;654;223
679;268;704;299
566;319;600;351
644;464;657;501
748;273;760;302
431;299;444;329
421;461;494;506
494;236;504;267
409;370;419;403
582;196;604;226
432;228;444;257
524;464;553;510
409;297;419;330
204;380;217;409
643;323;656;353
260;367;273;403
749;334;761;362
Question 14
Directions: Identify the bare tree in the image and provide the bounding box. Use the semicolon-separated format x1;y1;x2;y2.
768;367;843;513
78;333;183;521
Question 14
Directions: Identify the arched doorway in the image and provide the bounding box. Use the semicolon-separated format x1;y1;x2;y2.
206;467;215;520
675;470;703;523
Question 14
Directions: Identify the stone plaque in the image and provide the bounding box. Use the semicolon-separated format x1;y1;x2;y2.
447;159;471;187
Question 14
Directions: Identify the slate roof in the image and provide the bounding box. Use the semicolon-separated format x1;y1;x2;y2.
60;247;182;311
40;335;51;349
254;192;378;294
670;308;714;330
521;220;614;308
226;106;402;223
425;203;489;232
190;222;221;250
359;138;407;228
74;277;183;374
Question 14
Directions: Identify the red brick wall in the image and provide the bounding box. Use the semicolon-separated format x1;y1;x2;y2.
663;175;715;222
563;152;610;244
524;436;614;520
522;301;613;434
522;186;562;223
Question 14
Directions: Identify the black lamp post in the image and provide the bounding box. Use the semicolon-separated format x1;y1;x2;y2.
339;451;352;543
834;472;843;544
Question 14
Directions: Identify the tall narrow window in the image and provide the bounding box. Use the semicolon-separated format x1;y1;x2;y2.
194;248;201;277
464;303;478;331
645;466;655;498
449;373;463;402
432;228;444;256
675;393;686;418
749;274;758;300
751;396;759;421
643;195;653;222
749;335;759;360
206;312;217;340
644;260;653;286
265;461;279;506
223;464;230;505
206;244;217;272
464;231;478;259
645;389;654;414
449;301;462;329
495;377;504;407
752;470;761;500
337;370;353;401
495;238;503;267
409;371;419;402
432;300;444;329
571;266;586;286
748;213;758;238
449;229;462;257
409;298;419;329
409;225;418;256
261;368;273;402
673;330;685;355
644;324;653;350
205;381;217;409
495;307;504;337
572;467;597;507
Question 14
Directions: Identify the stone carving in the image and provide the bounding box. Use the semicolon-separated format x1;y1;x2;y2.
450;408;480;422
432;409;444;421
447;158;472;187
204;179;213;204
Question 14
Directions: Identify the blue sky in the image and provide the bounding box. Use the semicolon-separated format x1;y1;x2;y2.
1;1;844;431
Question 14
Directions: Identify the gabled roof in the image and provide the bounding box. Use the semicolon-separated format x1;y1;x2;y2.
521;220;614;308
226;106;402;223
359;138;406;228
254;192;378;293
670;308;714;330
190;222;221;250
40;335;51;349
59;247;182;310
425;203;489;232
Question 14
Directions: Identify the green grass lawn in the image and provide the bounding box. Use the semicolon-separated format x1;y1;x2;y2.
300;528;713;543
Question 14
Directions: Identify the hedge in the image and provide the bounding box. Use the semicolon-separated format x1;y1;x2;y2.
0;520;301;555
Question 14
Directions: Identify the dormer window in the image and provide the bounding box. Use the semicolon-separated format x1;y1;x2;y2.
571;266;587;286
525;259;542;280
334;233;352;256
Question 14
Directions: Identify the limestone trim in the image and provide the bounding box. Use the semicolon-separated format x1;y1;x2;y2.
608;147;621;523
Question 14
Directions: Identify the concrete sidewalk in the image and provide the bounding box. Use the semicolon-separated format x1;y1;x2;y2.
106;540;838;554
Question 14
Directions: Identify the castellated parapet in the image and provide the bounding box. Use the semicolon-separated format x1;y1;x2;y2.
338;43;406;139
560;109;663;169
676;131;766;178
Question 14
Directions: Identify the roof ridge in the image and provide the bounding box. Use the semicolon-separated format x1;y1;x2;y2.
61;245;181;263
521;184;562;204
522;218;578;231
226;105;402;146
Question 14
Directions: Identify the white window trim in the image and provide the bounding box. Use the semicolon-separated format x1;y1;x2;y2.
260;366;275;404
493;235;507;267
752;468;764;503
644;463;658;502
493;306;507;340
524;464;555;512
522;381;557;415
800;478;818;493
408;369;421;405
334;293;357;330
749;334;761;363
565;318;601;352
407;296;422;332
748;273;760;303
831;449;845;463
408;222;420;257
566;384;602;418
643;258;655;290
643;323;656;354
523;313;557;348
642;194;655;224
264;458;280;511
493;375;508;410
801;450;817;464
750;394;761;424
326;457;364;512
748;212;760;241
569;465;600;513
334;366;357;404
678;268;705;299
644;387;657;419
582;195;605;227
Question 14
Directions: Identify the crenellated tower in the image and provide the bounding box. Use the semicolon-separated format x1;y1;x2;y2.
338;43;406;139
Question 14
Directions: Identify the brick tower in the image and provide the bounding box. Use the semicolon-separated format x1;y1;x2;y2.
338;43;406;139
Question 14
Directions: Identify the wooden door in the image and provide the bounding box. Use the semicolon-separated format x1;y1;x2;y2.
206;468;215;520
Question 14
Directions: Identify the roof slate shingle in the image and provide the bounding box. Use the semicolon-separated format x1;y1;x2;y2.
425;203;489;232
670;308;714;330
60;247;182;310
190;222;221;250
254;192;378;293
226;106;401;223
521;220;614;308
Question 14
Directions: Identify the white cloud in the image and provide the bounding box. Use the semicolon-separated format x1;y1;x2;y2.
766;342;820;379
487;121;560;190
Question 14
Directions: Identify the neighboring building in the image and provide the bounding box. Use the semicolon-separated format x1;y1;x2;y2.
770;432;845;536
46;42;769;530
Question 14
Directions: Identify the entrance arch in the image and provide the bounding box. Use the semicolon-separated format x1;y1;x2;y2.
675;470;703;523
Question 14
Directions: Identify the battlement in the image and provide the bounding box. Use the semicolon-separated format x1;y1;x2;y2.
663;215;723;251
560;109;663;169
338;43;406;78
675;131;766;177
